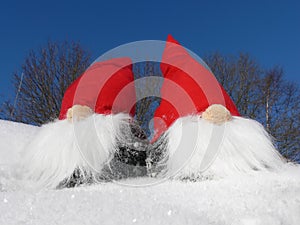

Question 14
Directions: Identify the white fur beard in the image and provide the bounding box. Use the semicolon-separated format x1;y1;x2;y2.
21;113;132;188
158;116;286;180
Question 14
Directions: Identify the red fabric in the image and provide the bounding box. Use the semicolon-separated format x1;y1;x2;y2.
59;57;136;120
153;35;240;140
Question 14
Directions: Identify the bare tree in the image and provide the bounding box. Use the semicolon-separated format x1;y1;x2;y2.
260;68;300;160
2;41;91;125
204;53;263;118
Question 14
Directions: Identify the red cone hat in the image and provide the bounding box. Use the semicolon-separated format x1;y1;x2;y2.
59;57;136;120
153;35;240;140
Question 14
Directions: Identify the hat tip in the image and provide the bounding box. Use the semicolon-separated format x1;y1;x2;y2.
167;34;180;45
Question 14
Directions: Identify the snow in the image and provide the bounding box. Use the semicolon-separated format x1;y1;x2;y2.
0;119;300;225
0;120;38;165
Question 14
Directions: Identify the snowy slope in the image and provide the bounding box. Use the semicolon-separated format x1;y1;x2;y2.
0;120;39;192
0;119;300;225
0;120;38;165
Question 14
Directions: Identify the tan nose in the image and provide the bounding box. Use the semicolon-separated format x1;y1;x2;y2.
201;104;232;124
66;105;93;122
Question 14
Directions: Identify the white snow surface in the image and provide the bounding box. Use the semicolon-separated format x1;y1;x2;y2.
0;119;300;225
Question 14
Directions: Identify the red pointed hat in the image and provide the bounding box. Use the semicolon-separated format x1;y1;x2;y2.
59;57;136;120
153;35;240;140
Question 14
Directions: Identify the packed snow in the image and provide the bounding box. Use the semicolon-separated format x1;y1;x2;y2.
0;119;300;225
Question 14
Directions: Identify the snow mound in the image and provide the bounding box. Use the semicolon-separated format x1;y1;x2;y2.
0;120;38;165
0;119;300;225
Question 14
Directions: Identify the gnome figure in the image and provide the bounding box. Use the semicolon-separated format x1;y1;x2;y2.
148;35;285;180
22;57;147;188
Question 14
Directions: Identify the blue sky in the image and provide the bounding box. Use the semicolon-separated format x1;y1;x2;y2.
0;0;299;103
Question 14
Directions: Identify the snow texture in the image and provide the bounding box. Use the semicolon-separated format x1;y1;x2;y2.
0;119;300;225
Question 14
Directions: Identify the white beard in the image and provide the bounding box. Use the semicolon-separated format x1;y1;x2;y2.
158;116;286;179
21;113;132;188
